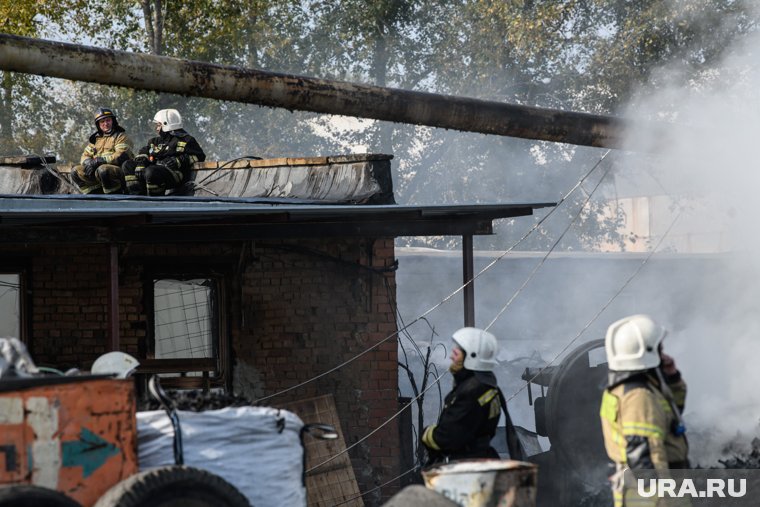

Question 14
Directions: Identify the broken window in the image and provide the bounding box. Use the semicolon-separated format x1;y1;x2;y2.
154;278;216;361
0;273;22;340
142;273;227;389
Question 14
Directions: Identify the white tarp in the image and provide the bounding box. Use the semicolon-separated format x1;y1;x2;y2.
138;406;306;507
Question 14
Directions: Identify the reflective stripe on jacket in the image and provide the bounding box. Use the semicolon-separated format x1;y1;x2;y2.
422;369;501;462
600;374;688;470
80;128;134;166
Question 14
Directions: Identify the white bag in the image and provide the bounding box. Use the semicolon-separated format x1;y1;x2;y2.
138;406;306;507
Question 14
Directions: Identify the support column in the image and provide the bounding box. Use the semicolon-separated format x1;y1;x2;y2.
108;244;120;351
463;234;475;327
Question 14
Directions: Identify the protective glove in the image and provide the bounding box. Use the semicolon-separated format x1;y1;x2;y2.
83;158;98;178
134;154;150;168
161;156;180;171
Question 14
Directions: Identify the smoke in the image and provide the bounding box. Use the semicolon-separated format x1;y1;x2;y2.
611;10;760;464
396;3;760;469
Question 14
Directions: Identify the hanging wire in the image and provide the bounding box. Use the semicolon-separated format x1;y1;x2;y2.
305;370;449;474
484;155;614;331
331;464;422;507
26;152;79;193
504;209;683;404
311;182;683;492
319;207;684;505
196;155;262;185
253;150;612;404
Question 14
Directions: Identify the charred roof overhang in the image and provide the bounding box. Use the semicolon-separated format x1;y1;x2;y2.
0;194;554;244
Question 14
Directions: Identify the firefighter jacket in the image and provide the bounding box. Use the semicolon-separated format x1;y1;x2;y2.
80;126;134;167
140;129;206;180
600;370;689;470
422;369;501;464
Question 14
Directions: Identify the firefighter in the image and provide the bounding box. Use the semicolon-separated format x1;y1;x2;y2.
71;108;135;194
122;109;206;196
600;314;689;507
421;327;523;466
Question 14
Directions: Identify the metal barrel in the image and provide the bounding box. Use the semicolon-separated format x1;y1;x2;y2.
422;459;538;507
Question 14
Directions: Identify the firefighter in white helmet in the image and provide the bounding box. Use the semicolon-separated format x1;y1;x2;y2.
122;109;205;196
600;314;689;507
421;327;523;465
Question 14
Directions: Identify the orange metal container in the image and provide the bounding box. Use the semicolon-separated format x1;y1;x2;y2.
0;377;138;506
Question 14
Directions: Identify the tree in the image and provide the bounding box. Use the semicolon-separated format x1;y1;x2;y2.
0;1;80;154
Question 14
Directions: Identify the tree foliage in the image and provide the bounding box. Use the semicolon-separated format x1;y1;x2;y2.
2;0;759;249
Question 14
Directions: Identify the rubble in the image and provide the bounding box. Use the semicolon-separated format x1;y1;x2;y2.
137;389;253;412
718;437;760;469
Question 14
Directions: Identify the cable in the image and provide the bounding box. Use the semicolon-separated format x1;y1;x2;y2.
504;208;683;404
26;152;79;194
331;464;421;506
253;150;611;404
305;152;617;478
484;156;614;331
305;370;449;474
196;155;263;186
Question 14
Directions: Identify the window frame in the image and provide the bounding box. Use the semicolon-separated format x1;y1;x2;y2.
0;261;29;345
141;264;230;390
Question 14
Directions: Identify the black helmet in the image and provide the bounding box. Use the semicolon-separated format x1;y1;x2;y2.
93;107;119;134
94;107;116;123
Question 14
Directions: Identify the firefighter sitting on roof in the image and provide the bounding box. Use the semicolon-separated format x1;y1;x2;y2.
71;107;135;194
421;327;524;466
600;314;690;507
122;109;206;196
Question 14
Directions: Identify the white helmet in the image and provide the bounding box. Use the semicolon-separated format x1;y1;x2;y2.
452;327;498;372
91;351;140;378
152;109;183;132
605;314;666;372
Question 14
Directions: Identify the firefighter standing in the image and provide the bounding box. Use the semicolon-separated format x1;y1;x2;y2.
600;314;689;507
122;109;205;196
421;327;523;466
71;108;134;194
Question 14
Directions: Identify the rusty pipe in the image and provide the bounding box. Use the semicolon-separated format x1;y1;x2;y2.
0;33;631;148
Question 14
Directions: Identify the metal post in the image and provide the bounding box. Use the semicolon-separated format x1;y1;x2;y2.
463;234;475;327
108;244;120;351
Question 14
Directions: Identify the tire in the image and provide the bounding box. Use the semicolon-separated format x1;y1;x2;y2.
0;485;81;507
93;466;250;507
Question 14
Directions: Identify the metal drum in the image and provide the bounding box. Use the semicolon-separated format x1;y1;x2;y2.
422;459;538;507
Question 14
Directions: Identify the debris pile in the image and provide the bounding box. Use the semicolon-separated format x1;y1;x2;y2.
719;437;760;469
138;389;253;412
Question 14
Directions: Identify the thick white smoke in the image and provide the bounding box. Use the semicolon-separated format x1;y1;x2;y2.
619;16;760;464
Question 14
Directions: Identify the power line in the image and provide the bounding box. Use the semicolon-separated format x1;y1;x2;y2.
304;158;684;485
305;370;449;474
484;155;614;331
504;209;683;404
253;151;611;404
331;465;421;507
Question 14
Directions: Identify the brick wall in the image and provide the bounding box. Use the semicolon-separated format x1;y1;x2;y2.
0;236;401;505
235;238;400;504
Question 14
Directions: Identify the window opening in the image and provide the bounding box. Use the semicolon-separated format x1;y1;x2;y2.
0;273;21;339
154;278;216;361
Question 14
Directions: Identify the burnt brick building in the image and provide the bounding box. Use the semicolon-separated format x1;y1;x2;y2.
0;154;551;504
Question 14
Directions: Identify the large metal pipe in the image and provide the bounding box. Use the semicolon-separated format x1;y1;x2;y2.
0;33;630;148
